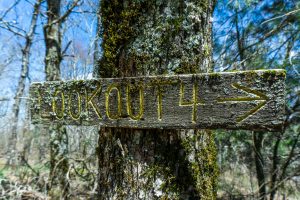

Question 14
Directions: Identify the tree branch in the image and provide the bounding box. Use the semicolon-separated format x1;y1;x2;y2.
0;0;21;20
262;8;300;25
44;0;81;28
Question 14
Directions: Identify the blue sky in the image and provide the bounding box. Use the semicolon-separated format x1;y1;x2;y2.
0;0;98;127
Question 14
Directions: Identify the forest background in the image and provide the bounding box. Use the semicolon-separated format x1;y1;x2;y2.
0;0;299;199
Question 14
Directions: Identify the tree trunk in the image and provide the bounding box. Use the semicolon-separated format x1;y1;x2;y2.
44;0;69;198
95;1;218;199
269;133;281;200
7;0;42;166
253;132;266;200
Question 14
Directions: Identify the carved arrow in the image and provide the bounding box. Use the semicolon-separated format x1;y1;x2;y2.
217;83;269;123
29;70;285;131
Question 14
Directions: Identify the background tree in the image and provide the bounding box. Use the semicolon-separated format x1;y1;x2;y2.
43;0;80;198
0;0;42;166
214;0;300;199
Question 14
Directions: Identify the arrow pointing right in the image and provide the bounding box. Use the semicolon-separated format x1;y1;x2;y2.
217;83;269;123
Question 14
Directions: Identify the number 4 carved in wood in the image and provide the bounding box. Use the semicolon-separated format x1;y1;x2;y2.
179;81;205;123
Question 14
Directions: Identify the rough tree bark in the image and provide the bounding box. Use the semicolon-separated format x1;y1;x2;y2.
8;0;42;166
95;1;218;199
43;0;69;198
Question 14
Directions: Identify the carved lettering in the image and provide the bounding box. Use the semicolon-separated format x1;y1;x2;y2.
30;70;285;131
105;83;122;119
153;81;178;120
126;83;144;120
68;90;81;120
179;81;205;123
52;90;65;120
85;83;102;119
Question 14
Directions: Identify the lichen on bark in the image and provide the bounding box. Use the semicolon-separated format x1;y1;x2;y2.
96;0;215;78
95;0;218;199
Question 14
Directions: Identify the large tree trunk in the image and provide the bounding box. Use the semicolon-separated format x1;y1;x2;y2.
43;0;69;198
95;1;218;199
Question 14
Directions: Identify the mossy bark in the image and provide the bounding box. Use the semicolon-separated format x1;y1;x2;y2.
95;0;218;199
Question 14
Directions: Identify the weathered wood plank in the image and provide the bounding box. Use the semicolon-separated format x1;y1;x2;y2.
29;69;286;131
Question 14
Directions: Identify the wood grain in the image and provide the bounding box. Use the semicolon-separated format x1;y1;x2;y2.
29;70;286;131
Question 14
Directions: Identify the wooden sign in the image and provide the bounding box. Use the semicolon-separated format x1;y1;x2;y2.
29;70;285;131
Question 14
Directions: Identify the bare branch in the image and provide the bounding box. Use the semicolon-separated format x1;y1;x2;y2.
62;40;72;56
0;21;26;37
58;0;81;23
262;8;300;25
0;0;21;20
0;97;9;101
45;0;81;28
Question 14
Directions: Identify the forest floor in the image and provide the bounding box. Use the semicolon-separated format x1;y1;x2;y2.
1;136;300;199
1;163;300;199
